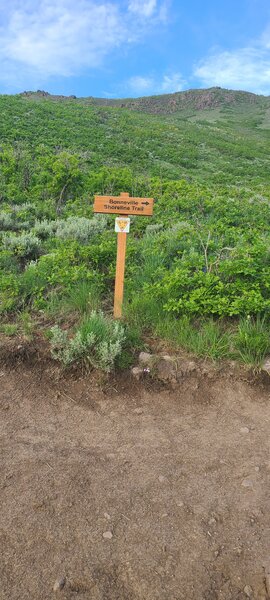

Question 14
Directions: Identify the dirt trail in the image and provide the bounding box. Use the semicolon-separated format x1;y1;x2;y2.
0;362;270;600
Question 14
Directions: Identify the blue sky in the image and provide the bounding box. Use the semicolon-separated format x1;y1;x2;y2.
0;0;269;97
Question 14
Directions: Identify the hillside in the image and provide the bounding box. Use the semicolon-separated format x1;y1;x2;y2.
20;86;270;113
0;87;270;186
1;87;270;370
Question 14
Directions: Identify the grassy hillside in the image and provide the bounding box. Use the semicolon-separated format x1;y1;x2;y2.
0;88;270;184
1;88;270;370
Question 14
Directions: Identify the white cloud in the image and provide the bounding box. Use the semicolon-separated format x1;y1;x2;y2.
194;28;270;95
1;1;124;77
128;0;157;18
161;73;186;93
128;75;155;92
127;71;186;95
0;0;166;90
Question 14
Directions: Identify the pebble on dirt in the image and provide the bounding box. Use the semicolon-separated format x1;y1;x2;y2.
244;584;253;597
138;352;153;366
241;478;254;488
53;577;66;592
131;366;144;380
103;530;113;539
240;427;250;433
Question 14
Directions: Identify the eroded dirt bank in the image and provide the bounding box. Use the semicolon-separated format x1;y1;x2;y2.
1;362;270;600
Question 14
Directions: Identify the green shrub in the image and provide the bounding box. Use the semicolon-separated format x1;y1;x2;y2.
33;219;57;239
0;212;15;231
144;223;163;236
0;250;20;273
2;232;41;260
55;216;107;244
49;311;125;371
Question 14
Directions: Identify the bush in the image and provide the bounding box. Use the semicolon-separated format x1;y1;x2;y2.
49;311;125;371
55;216;107;244
0;211;15;231
2;232;42;260
33;219;57;239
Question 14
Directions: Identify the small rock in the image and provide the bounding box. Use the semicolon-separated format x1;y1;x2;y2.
177;360;197;377
138;352;153;366
240;427;250;434
255;466;260;472
158;475;165;483
208;517;216;526
156;356;177;382
244;584;253;597
241;478;254;488
104;512;111;520
176;501;184;507
103;531;113;540
53;577;66;592
131;367;144;380
134;407;143;415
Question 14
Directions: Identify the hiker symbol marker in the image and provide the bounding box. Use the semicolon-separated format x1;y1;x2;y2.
93;192;154;319
115;217;130;233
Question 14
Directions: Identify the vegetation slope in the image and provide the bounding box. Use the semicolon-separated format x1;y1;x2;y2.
1;87;270;369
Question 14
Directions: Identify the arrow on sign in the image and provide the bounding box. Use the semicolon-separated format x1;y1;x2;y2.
142;201;150;206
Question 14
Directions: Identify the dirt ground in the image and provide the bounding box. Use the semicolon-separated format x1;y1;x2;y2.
1;357;270;600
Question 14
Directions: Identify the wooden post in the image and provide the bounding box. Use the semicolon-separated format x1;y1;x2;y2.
93;192;154;318
114;230;127;319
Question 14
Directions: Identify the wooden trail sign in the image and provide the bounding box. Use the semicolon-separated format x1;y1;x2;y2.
94;192;154;216
93;192;154;318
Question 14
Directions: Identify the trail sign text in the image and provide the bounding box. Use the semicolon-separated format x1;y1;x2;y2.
94;192;153;216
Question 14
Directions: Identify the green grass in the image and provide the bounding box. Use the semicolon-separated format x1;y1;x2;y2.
233;316;270;368
156;316;231;361
0;323;18;336
63;281;101;315
18;311;34;339
45;281;101;318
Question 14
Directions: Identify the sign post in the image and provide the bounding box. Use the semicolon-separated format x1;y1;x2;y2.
93;192;154;318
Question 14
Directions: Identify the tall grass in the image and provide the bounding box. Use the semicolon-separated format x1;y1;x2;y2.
46;281;101;317
233;316;270;368
157;315;231;360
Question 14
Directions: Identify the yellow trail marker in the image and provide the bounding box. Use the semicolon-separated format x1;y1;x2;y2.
93;192;154;319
